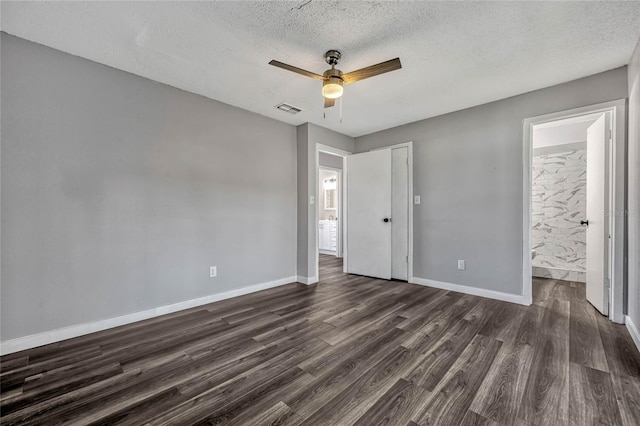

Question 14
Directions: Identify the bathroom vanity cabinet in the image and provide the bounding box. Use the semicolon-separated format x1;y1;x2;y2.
319;220;337;252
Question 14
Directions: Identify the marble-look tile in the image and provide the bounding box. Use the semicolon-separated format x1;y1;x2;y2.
532;149;586;273
532;266;585;283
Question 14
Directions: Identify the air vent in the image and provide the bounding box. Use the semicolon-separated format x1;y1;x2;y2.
274;103;302;114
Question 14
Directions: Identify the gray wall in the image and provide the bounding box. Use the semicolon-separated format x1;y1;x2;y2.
319;152;343;170
628;39;640;330
1;34;297;341
297;123;353;280
309;124;354;154
355;67;628;296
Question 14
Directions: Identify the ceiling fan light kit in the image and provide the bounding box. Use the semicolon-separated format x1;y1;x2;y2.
322;75;344;99
269;50;401;111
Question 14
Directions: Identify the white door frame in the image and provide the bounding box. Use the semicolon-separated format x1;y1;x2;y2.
522;99;626;322
370;141;414;283
318;166;343;257
315;144;351;279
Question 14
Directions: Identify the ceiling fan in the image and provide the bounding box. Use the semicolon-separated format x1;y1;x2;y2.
269;50;402;108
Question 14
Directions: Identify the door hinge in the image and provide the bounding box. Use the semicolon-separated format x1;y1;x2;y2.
607;129;612;141
406;256;408;263
605;278;610;290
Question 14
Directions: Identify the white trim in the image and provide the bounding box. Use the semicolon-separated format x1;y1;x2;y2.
522;99;626;319
522;116;534;306
316;144;351;157
0;276;297;355
318;165;343;173
370;141;415;282
412;277;528;305
342;156;348;270
625;316;640;355
296;275;318;285
315;143;351;277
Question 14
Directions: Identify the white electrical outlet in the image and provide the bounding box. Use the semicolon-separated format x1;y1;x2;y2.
209;266;217;278
457;260;465;270
414;195;421;205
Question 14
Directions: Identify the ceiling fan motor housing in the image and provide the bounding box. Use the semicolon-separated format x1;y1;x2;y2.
323;68;343;80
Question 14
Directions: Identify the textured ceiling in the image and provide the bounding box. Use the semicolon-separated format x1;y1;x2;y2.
2;1;640;137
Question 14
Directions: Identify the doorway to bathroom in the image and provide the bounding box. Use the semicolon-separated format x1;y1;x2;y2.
523;100;626;322
316;146;348;282
318;164;342;257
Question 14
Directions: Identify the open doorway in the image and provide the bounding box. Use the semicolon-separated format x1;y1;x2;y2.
318;166;341;257
316;146;349;281
531;112;609;314
523;100;626;322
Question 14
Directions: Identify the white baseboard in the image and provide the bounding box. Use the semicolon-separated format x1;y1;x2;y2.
411;277;529;306
625;315;640;354
296;276;318;285
0;276;296;356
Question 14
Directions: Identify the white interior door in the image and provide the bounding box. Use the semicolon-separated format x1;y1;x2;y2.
585;113;610;315
392;147;409;280
346;149;392;279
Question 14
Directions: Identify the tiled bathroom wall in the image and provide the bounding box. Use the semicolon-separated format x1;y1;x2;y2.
532;146;587;282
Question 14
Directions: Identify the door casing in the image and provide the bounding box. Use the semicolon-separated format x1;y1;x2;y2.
522;100;626;322
311;142;414;282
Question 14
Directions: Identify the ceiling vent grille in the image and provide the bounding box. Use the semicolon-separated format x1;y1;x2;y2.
275;103;302;114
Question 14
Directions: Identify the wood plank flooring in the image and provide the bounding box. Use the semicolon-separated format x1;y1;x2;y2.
2;254;640;425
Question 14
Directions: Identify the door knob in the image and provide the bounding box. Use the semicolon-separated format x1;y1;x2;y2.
383;218;391;223
580;220;589;226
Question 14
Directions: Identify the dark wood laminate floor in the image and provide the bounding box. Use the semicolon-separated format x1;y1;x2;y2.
2;255;640;425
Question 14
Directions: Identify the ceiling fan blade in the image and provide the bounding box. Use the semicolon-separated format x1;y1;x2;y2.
324;97;335;108
342;58;402;85
268;60;325;81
